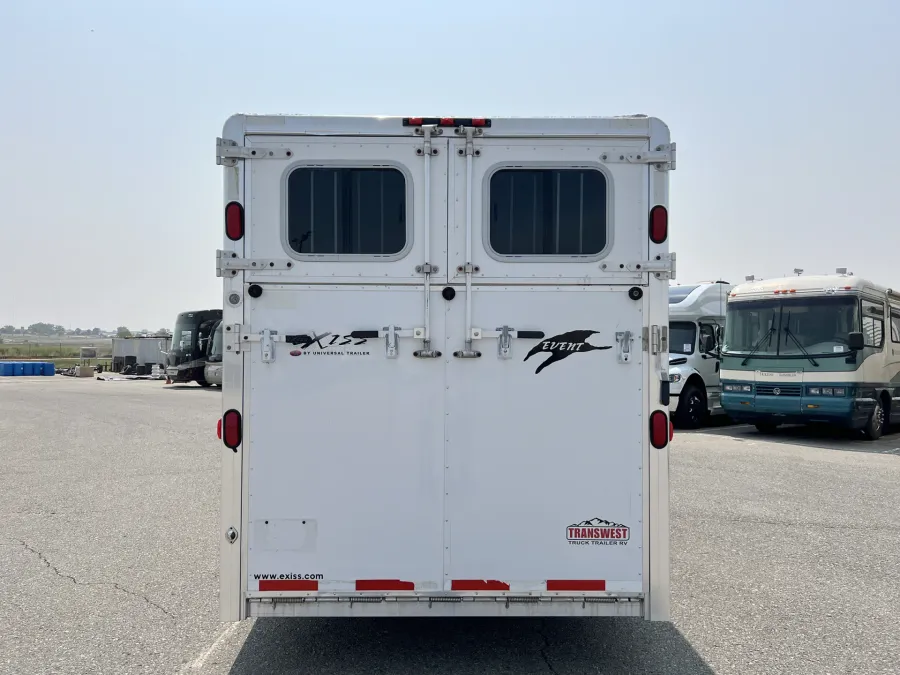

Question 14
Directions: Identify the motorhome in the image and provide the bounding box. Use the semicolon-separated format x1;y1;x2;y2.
203;320;223;387
214;113;676;622
668;281;732;427
721;272;900;439
165;309;222;386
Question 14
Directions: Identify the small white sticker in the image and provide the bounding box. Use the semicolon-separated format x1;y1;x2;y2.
833;345;844;352
684;344;691;352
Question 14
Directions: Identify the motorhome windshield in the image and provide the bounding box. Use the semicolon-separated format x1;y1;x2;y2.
208;323;223;362
669;321;697;355
173;318;196;353
724;295;860;358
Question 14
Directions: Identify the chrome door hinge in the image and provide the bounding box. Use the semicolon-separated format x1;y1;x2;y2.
601;143;676;172
600;252;676;280
216;250;294;277
216;138;293;167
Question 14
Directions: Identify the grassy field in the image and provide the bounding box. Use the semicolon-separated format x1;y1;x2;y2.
0;335;113;361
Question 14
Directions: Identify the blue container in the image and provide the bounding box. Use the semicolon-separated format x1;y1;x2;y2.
23;362;36;376
13;362;25;376
42;362;55;376
0;362;13;376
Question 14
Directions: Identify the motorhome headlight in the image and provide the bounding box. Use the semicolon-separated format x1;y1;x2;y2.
669;373;682;383
741;384;752;393
807;386;847;396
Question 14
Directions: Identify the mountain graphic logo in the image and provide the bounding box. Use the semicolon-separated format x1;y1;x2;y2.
567;517;631;543
569;517;628;529
523;330;612;374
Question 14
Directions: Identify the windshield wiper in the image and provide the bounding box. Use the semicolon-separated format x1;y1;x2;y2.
740;326;775;365
781;312;819;367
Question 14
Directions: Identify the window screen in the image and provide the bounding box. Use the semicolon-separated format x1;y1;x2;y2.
286;167;407;256
488;168;607;256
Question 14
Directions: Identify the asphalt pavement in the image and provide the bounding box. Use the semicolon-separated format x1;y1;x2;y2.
1;377;898;674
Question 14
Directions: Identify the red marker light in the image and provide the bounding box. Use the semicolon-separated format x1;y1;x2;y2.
222;409;242;450
471;118;487;127
217;418;222;440
649;205;668;244
650;410;669;449
225;201;244;241
440;117;455;127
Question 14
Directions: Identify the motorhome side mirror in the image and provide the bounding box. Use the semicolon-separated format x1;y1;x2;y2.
701;334;716;353
848;332;865;351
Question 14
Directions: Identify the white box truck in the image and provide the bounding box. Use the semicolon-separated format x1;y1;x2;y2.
214;114;676;621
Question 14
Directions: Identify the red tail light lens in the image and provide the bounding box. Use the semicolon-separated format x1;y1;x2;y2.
650;410;669;449
670;420;675;442
225;202;244;241
217;418;222;440
649;205;668;244
222;409;242;450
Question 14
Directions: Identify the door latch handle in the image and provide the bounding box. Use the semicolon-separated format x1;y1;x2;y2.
384;325;399;359
497;325;513;359
616;330;633;364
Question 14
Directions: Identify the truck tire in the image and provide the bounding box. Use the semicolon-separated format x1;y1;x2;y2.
862;398;884;441
675;383;706;429
196;374;213;388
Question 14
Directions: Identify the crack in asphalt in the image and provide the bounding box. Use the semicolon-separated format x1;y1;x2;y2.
18;541;176;621
536;620;559;674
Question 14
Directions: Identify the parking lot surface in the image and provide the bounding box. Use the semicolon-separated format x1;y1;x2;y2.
1;377;899;674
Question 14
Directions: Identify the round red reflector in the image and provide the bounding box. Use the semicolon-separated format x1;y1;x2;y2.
222;409;242;450
225;202;244;241
650;410;669;449
649;205;668;244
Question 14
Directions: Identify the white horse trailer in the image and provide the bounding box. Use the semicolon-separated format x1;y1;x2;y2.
668;282;732;427
215;114;676;622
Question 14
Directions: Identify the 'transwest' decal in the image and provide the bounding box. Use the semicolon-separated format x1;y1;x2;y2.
567;518;630;546
523;330;612;374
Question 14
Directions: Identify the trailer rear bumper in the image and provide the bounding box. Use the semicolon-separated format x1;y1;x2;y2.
247;594;645;618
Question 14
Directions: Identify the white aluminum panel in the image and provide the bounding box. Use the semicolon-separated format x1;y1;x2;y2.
448;137;649;285
244;285;446;589
444;286;645;590
244;136;448;285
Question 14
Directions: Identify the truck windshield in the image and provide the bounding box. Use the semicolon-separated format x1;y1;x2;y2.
669;321;697;355
724;296;860;357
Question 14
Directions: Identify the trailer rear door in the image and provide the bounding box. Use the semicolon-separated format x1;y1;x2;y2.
441;136;650;596
238;134;452;594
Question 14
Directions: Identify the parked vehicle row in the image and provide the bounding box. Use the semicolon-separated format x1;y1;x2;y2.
668;272;898;440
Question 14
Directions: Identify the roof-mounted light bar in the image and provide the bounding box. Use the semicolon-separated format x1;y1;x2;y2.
402;117;492;128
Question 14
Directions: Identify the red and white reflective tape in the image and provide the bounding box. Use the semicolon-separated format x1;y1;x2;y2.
256;579;608;592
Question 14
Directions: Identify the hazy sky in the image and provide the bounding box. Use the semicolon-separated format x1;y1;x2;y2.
2;0;898;330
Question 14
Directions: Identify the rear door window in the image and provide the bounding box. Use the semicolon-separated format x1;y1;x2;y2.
286;167;407;256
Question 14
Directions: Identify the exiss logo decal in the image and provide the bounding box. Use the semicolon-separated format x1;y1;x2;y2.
523;330;612;374
288;332;371;357
567;517;631;546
